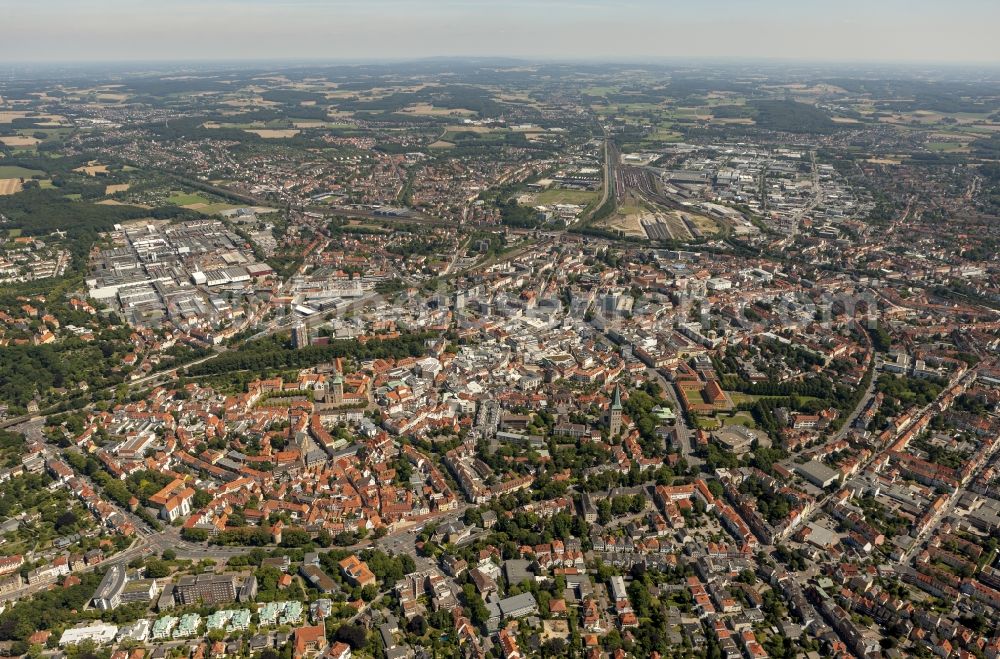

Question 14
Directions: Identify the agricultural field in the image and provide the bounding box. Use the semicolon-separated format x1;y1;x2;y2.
0;112;69;125
0;135;39;148
73;162;109;176
245;128;300;138
105;183;130;195
0;179;22;195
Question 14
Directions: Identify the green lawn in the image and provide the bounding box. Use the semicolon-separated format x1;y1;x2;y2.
728;392;764;405
682;385;708;404
722;413;757;429
694;416;721;431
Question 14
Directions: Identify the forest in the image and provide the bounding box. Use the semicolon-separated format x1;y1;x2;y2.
187;331;438;377
750;100;838;134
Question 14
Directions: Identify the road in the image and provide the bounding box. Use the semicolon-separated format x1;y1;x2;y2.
832;364;879;442
587;316;704;470
0;497;469;604
0;537;153;603
794;366;980;536
790;149;822;227
649;367;704;469
129;348;228;389
893;392;1000;567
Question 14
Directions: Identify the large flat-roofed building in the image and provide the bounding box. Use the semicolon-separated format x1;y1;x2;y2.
89;567;156;611
712;424;763;456
122;578;160;606
174;573;255;606
498;592;538;620
59;623;119;647
92;564;128;611
795;460;839;488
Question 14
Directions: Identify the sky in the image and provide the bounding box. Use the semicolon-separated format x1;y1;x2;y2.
1;0;998;65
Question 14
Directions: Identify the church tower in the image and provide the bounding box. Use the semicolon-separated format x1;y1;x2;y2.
609;385;623;437
331;371;344;405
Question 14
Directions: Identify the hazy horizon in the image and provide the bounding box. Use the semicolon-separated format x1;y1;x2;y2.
2;0;998;66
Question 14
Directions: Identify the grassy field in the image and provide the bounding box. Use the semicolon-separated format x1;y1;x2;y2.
17;127;73;143
0;166;44;179
166;191;209;206
721;412;757;429
401;104;477;117
532;189;598;206
694;416;722;431
927;141;968;153
165;190;241;214
646;128;685;142
728;392;763;405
